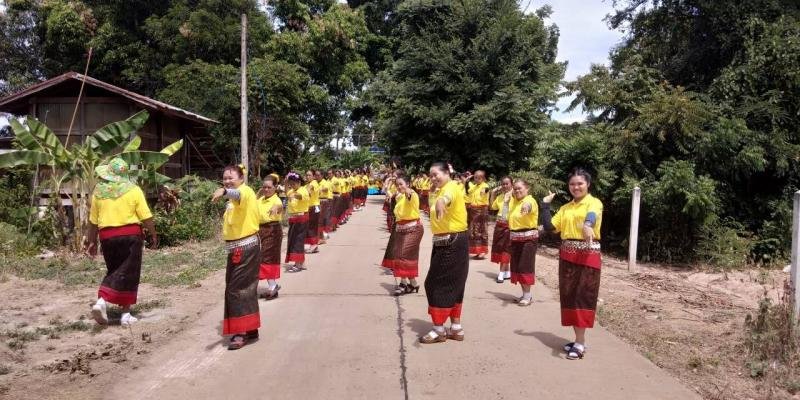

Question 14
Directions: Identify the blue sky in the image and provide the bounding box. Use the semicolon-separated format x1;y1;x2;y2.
537;0;624;123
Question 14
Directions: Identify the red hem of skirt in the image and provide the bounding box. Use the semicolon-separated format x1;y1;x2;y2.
222;312;261;335
561;308;596;328
559;248;601;269
98;285;137;306
286;253;305;263
381;259;394;268
510;272;535;285
304;237;319;245
490;252;511;264
258;263;281;280
469;246;489;255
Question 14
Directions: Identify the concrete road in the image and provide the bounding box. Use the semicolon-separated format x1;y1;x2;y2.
110;197;700;400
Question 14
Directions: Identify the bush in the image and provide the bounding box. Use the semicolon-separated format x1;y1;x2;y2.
0;222;39;258
695;219;753;270
0;168;35;229
744;294;799;394
154;176;223;247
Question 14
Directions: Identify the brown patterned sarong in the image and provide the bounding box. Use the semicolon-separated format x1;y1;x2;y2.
559;240;602;328
391;220;424;278
319;199;332;235
467;206;489;255
425;231;469;325
286;214;308;263
258;222;282;280
98;229;143;307
509;230;538;285
223;235;261;335
305;206;320;245
490;220;511;265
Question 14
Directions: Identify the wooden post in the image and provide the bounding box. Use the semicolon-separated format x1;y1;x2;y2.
240;13;249;171
628;186;641;272
791;190;800;317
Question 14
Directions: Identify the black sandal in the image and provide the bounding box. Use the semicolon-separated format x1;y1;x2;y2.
566;344;585;360
405;285;420;294
228;335;247;350
394;283;408;296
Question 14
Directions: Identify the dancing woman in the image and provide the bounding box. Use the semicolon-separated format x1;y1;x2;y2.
465;170;490;258
540;168;603;360
489;176;513;283
211;165;262;350
285;172;310;272
257;174;283;300
85;157;158;326
420;162;469;344
506;179;539;306
304;170;321;253
388;175;424;295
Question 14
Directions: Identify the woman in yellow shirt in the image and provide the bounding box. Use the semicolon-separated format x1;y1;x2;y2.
380;172;400;268
387;175;424;295
285;172;311;272
541;168;603;360
85;157;157;327
465;170;490;258
304;170;321;253
257;174;283;300
315;170;333;242
506;179;539;306
489;176;513;282
211;165;262;350
420;162;469;344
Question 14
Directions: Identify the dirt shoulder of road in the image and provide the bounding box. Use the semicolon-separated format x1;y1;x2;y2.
535;246;792;400
0;241;227;400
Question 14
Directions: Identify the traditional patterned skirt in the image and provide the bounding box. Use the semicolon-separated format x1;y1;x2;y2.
490;220;511;265
344;192;353;216
305;205;320;246
331;195;342;230
384;198;397;231
223;234;261;335
467;205;489;255
258;222;282;280
98;224;144;306
509;229;539;285
381;225;396;268
419;190;429;212
391;220;424;278
559;240;602;328
425;231;469;325
286;213;308;263
319;199;332;235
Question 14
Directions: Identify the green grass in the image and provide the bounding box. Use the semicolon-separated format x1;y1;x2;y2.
0;239;225;288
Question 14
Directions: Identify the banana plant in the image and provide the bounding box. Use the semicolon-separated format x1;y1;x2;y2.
0;110;183;251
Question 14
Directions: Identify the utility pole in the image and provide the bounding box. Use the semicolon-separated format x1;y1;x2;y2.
240;13;249;171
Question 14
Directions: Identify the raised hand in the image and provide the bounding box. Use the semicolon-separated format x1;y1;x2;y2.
543;191;556;203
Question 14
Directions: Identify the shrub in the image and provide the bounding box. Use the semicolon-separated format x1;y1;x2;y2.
0;168;35;229
154;176;223;247
695;219;753;270
0;222;39;257
743;294;799;394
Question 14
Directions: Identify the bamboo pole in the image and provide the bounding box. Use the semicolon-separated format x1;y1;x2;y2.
240;14;249;171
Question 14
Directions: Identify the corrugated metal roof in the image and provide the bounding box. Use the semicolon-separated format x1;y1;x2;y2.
0;72;218;125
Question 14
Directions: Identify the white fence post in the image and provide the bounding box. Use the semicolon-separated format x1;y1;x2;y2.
628;186;641;272
791;191;800;317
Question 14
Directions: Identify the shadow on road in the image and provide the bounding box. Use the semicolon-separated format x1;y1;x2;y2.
514;330;569;358
205;322;226;350
405;318;432;337
484;290;518;307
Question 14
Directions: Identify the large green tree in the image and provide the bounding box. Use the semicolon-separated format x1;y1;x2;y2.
368;0;563;173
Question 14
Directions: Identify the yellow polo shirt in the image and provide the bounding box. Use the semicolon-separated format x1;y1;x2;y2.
429;180;468;234
394;192;420;221
287;186;311;214
509;195;539;231
257;194;283;224
306;180;320;206
89;186;152;229
551;194;603;240
222;184;260;241
319;179;334;199
467;182;489;206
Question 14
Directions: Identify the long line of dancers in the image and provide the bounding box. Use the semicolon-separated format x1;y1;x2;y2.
84;157;603;359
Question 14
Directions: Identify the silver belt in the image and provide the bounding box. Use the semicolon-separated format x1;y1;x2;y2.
561;240;601;252
432;233;453;246
395;219;421;232
510;229;539;241
225;234;259;251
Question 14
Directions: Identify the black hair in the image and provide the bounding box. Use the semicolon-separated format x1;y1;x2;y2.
568;168;592;186
430;162;450;175
223;165;245;178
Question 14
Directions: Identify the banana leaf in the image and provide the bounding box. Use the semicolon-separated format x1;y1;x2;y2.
124;135;142;152
117;151;169;167
86;110;149;154
10;117;68;159
0;150;53;168
159;139;183;156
